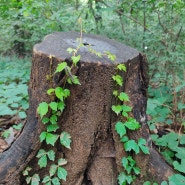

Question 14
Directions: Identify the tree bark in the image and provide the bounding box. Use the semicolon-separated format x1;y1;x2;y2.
0;32;174;185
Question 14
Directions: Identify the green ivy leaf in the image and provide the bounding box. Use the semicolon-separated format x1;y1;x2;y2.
121;157;128;169
39;132;47;143
113;90;118;97
47;150;55;161
42;176;51;183
133;166;140;175
57;101;65;112
42;117;50;124
67;47;75;54
49;102;58;111
122;105;132;112
112;105;122;115
124;140;140;154
117;64;126;71
112;75;123;86
51;177;60;185
71;55;80;66
115;122;126;138
124;120;140;130
49;164;58;176
50;115;57;124
120;136;129;143
71;75;81;85
104;51;116;61
55;87;64;101
58;158;68;166
60;131;71;149
37;102;48;118
30;174;40;185
46;133;59;146
38;155;47;168
118;92;129;101
138;138;150;154
47;124;59;132
55;62;67;73
143;181;151;185
57;167;67;180
26;176;31;184
118;172;133;185
47;88;55;95
36;149;46;158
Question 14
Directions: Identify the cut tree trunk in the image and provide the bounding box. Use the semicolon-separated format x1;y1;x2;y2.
0;32;174;185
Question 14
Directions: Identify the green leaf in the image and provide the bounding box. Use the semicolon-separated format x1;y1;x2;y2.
18;111;27;119
36;149;46;158
31;174;40;185
46;133;59;146
47;88;55;95
37;102;48;118
51;177;60;185
47;124;59;132
143;181;151;185
58;158;68;166
13;123;23;130
42;117;50;124
57;101;65;112
120;136;129;143
67;47;75;54
71;55;80;66
138;138;150;154
133;166;140;175
113;90;118;97
39;132;47;143
60;131;71;149
173;159;185;173
112;75;123;86
124;140;140;154
26;176;31;184
118;92;129;101
112;105;122;115
57;167;67;180
55;87;65;101
50;164;58;176
168;174;185;185
117;64;126;71
47;150;55;161
122;105;132;112
121;157;128;169
118;172;133;185
124;120;140;130
49;102;58;111
161;181;168;185
115;122;126;138
42;176;51;183
71;75;81;85
38;155;47;168
55;62;67;73
50;115;57;124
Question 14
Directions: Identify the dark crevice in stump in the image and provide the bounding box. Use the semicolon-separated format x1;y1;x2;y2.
0;32;174;185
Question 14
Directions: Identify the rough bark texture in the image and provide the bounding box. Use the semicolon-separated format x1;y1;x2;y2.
0;32;174;185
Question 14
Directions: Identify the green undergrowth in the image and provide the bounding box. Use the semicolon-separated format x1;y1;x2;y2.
0;56;31;140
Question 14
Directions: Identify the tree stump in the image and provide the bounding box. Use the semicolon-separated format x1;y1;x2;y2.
0;32;174;185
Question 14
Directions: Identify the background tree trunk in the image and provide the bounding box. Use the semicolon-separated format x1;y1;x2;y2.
0;32;174;185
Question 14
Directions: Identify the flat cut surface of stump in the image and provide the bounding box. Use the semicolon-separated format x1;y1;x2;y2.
34;31;139;63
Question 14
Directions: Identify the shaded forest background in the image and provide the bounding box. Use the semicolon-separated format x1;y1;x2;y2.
0;0;185;184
